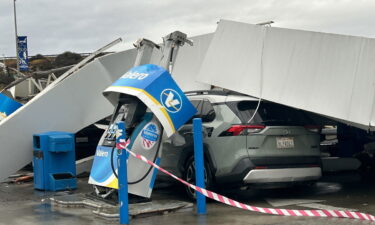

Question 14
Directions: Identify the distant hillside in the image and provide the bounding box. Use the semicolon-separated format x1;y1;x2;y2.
0;52;87;86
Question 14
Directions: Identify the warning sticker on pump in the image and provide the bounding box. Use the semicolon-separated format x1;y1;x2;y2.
141;122;160;150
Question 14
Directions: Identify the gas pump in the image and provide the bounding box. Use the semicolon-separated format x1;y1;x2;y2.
90;95;162;198
89;32;196;200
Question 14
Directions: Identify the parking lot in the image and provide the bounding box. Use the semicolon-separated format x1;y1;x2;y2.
1;171;374;225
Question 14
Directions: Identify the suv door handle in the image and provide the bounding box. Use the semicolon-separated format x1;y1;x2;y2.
182;131;207;137
182;127;213;137
205;127;214;137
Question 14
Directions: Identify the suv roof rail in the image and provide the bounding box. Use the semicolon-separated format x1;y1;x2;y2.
185;89;247;96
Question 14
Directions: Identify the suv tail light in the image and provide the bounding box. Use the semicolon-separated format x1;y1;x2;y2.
255;166;268;169
304;125;321;133
308;164;320;168
220;125;266;136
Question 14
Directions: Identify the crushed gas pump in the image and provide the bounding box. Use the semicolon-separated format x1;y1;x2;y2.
89;63;197;199
89;31;196;200
53;31;197;218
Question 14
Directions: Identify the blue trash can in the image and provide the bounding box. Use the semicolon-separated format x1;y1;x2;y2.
33;131;77;191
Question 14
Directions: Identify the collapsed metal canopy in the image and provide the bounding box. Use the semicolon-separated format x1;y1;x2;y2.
0;33;211;182
197;20;375;131
4;19;375;182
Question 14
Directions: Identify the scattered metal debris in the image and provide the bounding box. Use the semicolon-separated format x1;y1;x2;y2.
51;194;193;218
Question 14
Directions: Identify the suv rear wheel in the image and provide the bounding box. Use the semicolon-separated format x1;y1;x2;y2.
183;156;213;200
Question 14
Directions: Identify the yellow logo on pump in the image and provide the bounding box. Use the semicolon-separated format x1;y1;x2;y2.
0;112;7;121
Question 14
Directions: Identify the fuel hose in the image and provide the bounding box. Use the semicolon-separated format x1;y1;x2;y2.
110;127;163;185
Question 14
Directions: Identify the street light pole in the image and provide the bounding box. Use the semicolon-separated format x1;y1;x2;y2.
13;0;19;72
1;55;7;74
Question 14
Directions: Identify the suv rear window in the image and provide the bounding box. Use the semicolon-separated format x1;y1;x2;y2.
226;101;313;126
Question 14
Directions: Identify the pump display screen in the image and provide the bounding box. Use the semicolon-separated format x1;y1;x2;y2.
102;99;147;147
103;104;128;146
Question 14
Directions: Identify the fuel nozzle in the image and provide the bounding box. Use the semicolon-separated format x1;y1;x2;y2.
116;121;126;152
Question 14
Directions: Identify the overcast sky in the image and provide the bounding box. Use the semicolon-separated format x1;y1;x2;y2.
1;0;375;57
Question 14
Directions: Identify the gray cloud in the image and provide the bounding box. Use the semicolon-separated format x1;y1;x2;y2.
1;0;375;56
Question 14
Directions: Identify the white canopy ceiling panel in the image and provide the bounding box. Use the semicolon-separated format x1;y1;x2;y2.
197;20;375;130
197;20;264;95
0;32;215;181
172;33;213;91
0;49;136;181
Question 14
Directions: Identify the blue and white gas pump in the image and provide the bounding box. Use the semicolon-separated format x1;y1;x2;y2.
89;32;197;200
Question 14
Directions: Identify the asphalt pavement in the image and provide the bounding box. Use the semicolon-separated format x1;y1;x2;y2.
0;172;374;225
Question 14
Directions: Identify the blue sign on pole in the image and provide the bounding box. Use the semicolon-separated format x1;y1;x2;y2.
17;36;28;71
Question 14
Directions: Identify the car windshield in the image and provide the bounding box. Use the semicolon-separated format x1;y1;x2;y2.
226;101;313;126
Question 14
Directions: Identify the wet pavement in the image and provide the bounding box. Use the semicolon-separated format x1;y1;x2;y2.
0;172;375;225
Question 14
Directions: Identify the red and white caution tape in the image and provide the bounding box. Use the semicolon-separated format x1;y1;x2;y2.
118;143;375;222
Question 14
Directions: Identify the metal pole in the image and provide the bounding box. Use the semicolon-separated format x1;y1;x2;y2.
116;121;129;224
43;38;122;92
133;38;159;67
159;31;193;73
193;118;206;214
1;55;6;74
13;0;19;72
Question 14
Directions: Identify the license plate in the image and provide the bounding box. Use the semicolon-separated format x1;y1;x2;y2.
276;137;294;149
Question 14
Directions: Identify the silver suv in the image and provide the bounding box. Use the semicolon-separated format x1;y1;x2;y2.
159;90;322;199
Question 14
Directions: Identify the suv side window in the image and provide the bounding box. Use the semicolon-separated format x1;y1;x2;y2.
186;99;215;123
190;100;202;111
185;100;202;124
200;100;216;123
